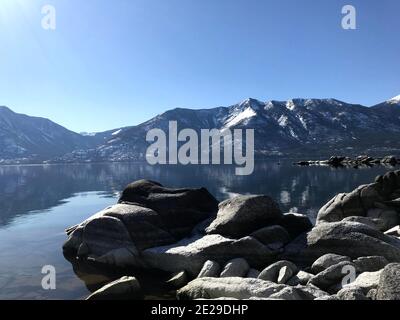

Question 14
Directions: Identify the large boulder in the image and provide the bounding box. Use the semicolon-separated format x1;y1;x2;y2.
205;195;282;238
250;225;290;246
86;276;143;300
63;181;219;266
286;221;400;265
142;234;276;277
376;263;400;300
118;180;219;238
277;213;313;239
316;171;400;227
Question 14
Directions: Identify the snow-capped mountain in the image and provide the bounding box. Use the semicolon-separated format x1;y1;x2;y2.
0;106;100;161
2;96;400;163
53;96;400;162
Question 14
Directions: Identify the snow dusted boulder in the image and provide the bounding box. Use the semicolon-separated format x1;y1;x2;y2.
205;195;282;238
142;234;276;277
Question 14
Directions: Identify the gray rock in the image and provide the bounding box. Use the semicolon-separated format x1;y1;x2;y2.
353;256;389;273
367;208;399;232
246;269;261;278
258;261;298;283
277;213;313;239
303;221;400;264
177;277;287;300
294;284;329;299
220;258;250;278
311;254;351;274
268;287;305;300
277;266;295;284
205;195;282;238
287;271;314;286
118;180;218;240
308;261;356;290
336;287;368;300
343;216;382;230
167;271;189;289
376;263;400;300
143;234;275;277
344;270;382;294
250;225;290;246
197;260;221;278
86;276;143;300
314;295;339;300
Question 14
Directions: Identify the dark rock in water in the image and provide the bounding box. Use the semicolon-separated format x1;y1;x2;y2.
277;213;313;239
86;276;143;300
205;195;282;238
382;156;398;165
250;225;290;246
118;180;218;239
376;263;400;300
311;254;351;274
285;221;400;265
220;258;250;278
197;260;221;278
63;181;219;267
142;234;276;277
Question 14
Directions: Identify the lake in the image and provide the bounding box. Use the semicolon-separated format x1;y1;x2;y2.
0;161;397;299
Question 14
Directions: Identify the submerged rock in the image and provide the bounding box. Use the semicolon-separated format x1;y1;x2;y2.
86;276;143;300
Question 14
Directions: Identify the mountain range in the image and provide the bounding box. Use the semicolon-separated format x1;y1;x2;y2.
1;95;400;163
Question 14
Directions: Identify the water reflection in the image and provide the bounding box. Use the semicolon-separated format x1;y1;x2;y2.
0;161;397;226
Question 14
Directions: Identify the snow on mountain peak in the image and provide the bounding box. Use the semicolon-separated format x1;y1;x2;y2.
388;95;400;103
224;106;257;128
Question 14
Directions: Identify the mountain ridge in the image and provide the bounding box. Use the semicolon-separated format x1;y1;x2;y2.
1;96;399;163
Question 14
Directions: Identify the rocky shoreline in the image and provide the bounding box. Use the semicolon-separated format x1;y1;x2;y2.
295;155;399;168
63;171;400;300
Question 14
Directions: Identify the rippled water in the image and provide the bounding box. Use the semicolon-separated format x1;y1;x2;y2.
0;161;397;299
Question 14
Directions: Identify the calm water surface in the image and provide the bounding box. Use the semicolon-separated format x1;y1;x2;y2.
0;161;397;299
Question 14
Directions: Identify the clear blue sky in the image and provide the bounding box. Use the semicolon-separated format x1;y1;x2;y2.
0;0;399;132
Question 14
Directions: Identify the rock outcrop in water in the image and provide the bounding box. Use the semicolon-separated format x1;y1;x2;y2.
63;172;400;300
